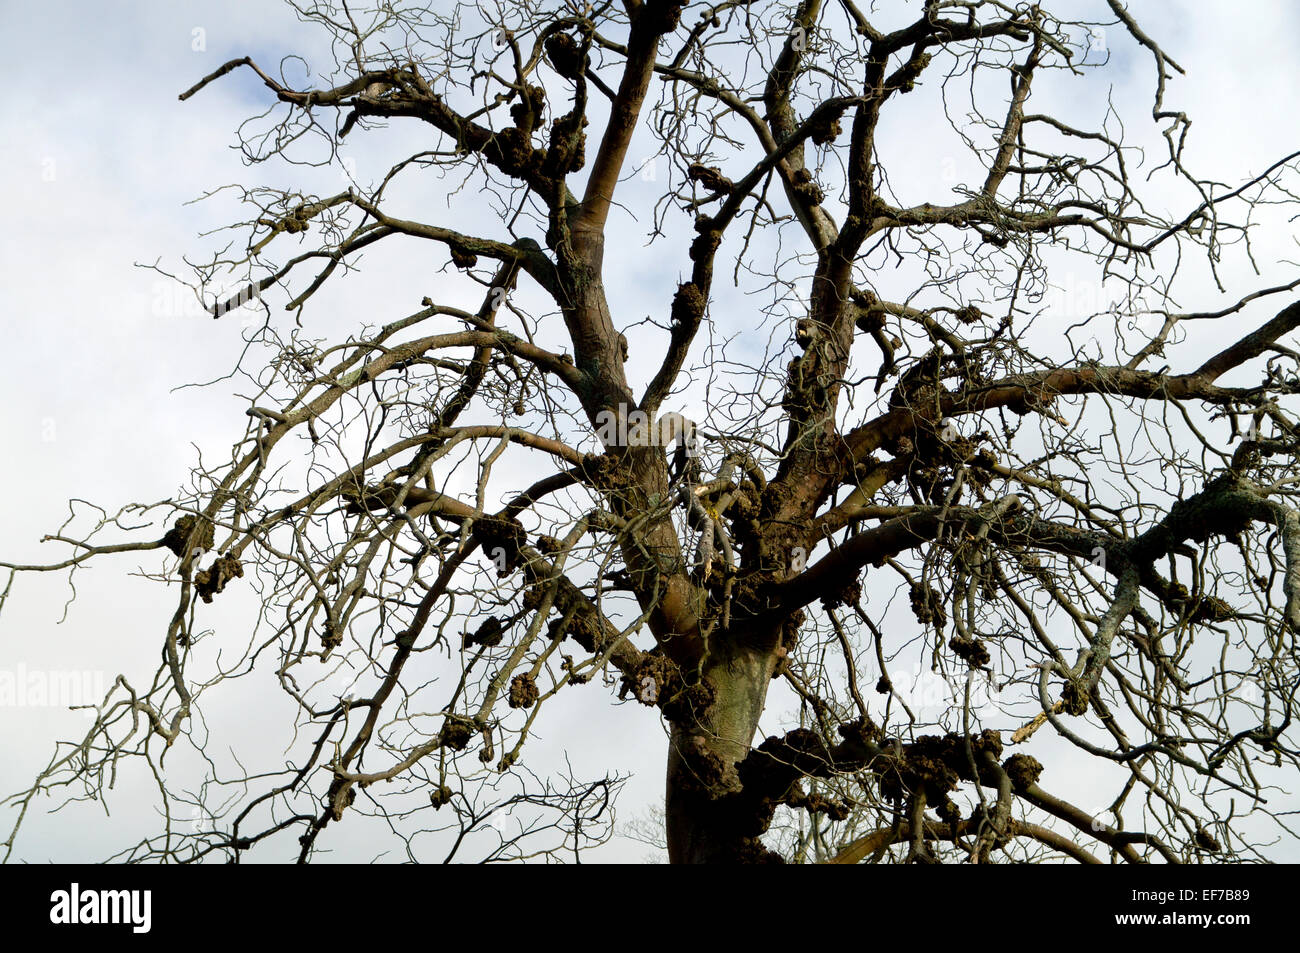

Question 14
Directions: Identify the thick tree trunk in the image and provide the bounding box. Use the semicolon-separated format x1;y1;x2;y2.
665;639;778;863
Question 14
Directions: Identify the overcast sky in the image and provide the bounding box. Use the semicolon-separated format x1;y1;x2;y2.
2;1;1299;863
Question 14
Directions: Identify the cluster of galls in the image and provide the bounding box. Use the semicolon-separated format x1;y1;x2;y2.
872;729;1004;813
618;651;716;725
493;77;587;184
509;83;545;134
520;584;546;613
544;610;605;656
535;534;563;556
543;109;587;178
163;514;244;609
195;554;243;604
470;513;527;576
162;514;215;558
320;619;343;651
785;783;851;821
886;350;948;420
666;719;887;863
1059;677;1091;716
1186;593;1235;624
463;615;505;649
809;102;848;146
440;714;476;751
325;776;357;822
909;462;959;506
492;127;546;181
269;203;314;235
640;1;683;35
731;723;874;830
1151;579;1237;626
508;673;540;709
572;451;619;494
909;427;1000;506
773;609;806;679
789;167;824;206
887;52;933;94
544;32;587;81
670;281;708;330
948;634;990;668
820;577;861;613
781;345;833;418
1002;752;1044;789
887;345;996;422
448;244;477;269
909;582;948;629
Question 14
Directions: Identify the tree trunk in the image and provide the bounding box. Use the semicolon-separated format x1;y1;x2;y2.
665;639;779;863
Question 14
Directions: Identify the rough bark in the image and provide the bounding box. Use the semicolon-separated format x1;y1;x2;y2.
666;638;779;863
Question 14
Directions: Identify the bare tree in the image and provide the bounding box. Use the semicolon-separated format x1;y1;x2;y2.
5;0;1300;864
